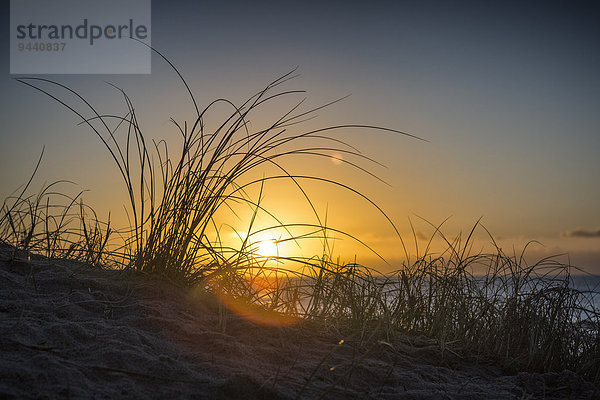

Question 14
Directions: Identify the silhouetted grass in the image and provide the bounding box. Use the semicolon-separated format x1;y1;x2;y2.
2;48;598;386
0;149;112;265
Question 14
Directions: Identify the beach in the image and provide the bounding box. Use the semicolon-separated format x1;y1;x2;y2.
1;244;596;399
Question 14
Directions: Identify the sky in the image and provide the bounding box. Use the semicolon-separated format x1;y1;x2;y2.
1;0;599;272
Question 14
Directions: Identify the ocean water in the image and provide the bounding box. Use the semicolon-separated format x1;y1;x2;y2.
570;275;600;313
292;273;600;324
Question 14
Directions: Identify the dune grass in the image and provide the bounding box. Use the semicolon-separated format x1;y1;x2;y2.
2;50;599;386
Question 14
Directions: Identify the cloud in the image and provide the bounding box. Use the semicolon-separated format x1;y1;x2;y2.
562;228;600;238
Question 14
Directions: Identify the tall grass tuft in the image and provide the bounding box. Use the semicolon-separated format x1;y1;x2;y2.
15;55;418;284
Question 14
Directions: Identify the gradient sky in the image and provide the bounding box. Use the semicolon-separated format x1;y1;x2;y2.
2;1;599;272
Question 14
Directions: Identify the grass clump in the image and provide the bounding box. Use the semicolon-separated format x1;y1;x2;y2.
0;150;112;266
15;58;415;283
2;48;598;386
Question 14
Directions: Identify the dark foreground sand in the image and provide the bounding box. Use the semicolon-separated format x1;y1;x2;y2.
1;244;597;399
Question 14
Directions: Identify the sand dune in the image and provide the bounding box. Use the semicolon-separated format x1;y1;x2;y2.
1;244;596;399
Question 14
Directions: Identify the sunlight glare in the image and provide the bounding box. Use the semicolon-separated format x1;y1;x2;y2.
331;152;343;165
257;238;278;258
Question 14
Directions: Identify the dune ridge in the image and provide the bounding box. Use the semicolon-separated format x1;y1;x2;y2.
1;244;596;399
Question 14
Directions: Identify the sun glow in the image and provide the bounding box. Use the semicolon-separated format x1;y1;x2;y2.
331;152;343;165
257;238;278;258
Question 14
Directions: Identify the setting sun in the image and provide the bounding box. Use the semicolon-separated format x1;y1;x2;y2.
257;238;278;258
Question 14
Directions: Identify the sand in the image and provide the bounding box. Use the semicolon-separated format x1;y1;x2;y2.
1;243;597;399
